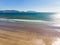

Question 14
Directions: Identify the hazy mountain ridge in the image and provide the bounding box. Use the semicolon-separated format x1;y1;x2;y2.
0;10;20;13
0;10;55;14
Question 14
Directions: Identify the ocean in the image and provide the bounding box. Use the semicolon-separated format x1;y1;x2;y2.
0;12;60;27
0;12;60;45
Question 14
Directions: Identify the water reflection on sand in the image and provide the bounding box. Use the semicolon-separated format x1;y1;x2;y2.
32;37;60;45
0;21;60;45
52;37;60;45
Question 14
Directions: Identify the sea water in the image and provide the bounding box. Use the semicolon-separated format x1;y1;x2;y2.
0;12;60;45
0;12;60;27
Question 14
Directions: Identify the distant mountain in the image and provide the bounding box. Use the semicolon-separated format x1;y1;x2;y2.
26;11;37;13
0;10;20;13
0;10;38;13
0;10;55;14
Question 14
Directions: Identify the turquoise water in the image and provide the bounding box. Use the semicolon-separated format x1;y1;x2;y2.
0;12;60;27
0;13;54;21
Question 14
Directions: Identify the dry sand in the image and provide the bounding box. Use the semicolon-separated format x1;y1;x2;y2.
0;21;60;45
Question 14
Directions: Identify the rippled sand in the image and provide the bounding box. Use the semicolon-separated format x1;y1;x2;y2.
0;21;60;45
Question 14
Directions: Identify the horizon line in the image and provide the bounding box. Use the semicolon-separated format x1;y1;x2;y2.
0;9;56;13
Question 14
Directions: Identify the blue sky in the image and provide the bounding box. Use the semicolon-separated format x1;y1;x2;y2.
0;0;60;12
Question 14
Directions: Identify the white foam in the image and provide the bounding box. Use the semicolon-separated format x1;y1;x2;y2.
0;18;48;23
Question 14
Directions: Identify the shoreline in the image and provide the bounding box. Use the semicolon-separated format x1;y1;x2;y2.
0;21;60;45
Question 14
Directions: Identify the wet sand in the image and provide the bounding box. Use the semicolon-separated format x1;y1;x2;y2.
0;21;60;45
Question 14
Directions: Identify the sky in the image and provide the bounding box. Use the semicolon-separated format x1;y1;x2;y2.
0;0;60;12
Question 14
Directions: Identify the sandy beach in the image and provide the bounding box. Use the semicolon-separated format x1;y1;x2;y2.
0;21;60;45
